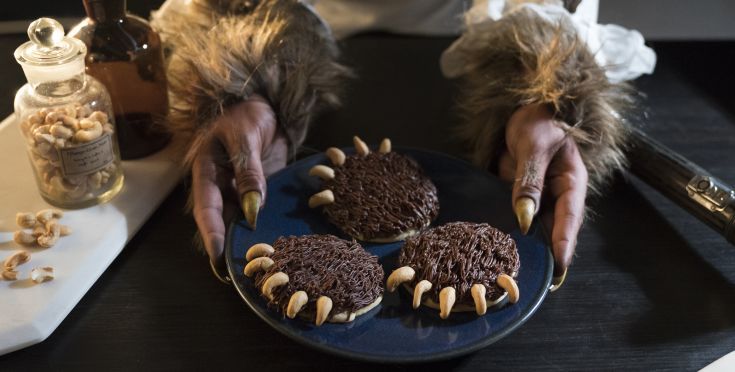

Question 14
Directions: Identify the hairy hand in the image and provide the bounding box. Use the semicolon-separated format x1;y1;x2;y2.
191;95;287;278
497;104;588;281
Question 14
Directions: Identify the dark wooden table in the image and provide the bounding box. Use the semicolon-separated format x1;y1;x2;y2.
1;33;735;371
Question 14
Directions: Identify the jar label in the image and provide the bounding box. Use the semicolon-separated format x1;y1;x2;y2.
58;134;115;177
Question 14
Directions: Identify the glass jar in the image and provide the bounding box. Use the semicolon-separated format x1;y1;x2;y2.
68;0;171;160
14;18;124;209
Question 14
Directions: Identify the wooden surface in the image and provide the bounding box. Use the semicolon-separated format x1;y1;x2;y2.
1;33;735;371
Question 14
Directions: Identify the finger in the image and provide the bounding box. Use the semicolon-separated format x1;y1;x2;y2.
216;98;276;229
506;106;566;234
511;147;554;235
191;141;227;267
548;141;588;277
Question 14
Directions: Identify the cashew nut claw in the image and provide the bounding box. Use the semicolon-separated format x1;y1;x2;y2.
439;287;456;319
262;272;289;300
379;138;391;153
243;257;274;277
412;279;432;309
471;284;488;315
287;291;308;319
497;274;520;304
315;296;333;326
308;190;335;208
353;136;370;156
245;243;274;261
386;266;415;292
325;147;345;166
308;165;335;180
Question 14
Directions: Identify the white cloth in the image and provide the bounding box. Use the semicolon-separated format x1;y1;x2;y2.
438;0;656;82
154;0;656;83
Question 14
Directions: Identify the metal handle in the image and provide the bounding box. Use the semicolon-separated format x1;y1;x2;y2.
627;128;735;244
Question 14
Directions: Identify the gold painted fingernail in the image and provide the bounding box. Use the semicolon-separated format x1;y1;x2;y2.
514;197;535;235
242;191;261;230
550;268;567;292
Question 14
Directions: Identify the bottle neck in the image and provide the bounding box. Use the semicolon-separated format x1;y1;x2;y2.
83;0;127;24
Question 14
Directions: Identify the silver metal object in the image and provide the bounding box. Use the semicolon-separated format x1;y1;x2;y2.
687;175;735;212
628;128;735;245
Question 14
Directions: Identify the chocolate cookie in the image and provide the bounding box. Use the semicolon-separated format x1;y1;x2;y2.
386;222;520;319
308;136;439;242
244;234;384;326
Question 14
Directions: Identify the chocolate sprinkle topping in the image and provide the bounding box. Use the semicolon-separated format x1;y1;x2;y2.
322;151;439;240
254;235;384;315
399;222;520;303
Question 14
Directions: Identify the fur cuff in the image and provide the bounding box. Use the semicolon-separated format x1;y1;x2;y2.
153;0;351;164
451;7;634;196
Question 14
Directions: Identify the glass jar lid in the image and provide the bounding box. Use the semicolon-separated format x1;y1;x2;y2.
14;17;86;67
14;18;87;87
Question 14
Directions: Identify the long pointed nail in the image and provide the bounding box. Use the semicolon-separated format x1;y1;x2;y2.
550;268;567;292
209;259;231;285
514;197;535;235
242;191;261;230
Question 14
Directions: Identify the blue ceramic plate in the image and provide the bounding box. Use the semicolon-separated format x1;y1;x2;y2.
226;148;553;363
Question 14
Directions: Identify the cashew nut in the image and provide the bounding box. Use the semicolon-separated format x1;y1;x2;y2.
37;221;61;248
88;111;108;124
34;158;54;174
13;231;36;246
60;115;80;131
36;209;63;224
386;266;415;292
50;123;73;139
16;212;36;228
27;112;43;125
76;105;92;119
44;111;62;124
3;251;31;270
32;224;46;237
308;190;335;208
33;142;53;157
2;270;18;281
62;105;77;117
88;171;103;189
30;267;54;283
50;176;84;195
34;133;55;145
74;121;103;142
100;171;111;185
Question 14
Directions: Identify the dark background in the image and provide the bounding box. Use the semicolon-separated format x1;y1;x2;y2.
1;0;166;21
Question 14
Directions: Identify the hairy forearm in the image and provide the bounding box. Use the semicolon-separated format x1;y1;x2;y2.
448;5;640;197
152;0;351;166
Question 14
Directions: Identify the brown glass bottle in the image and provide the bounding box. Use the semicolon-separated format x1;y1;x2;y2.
69;0;170;159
